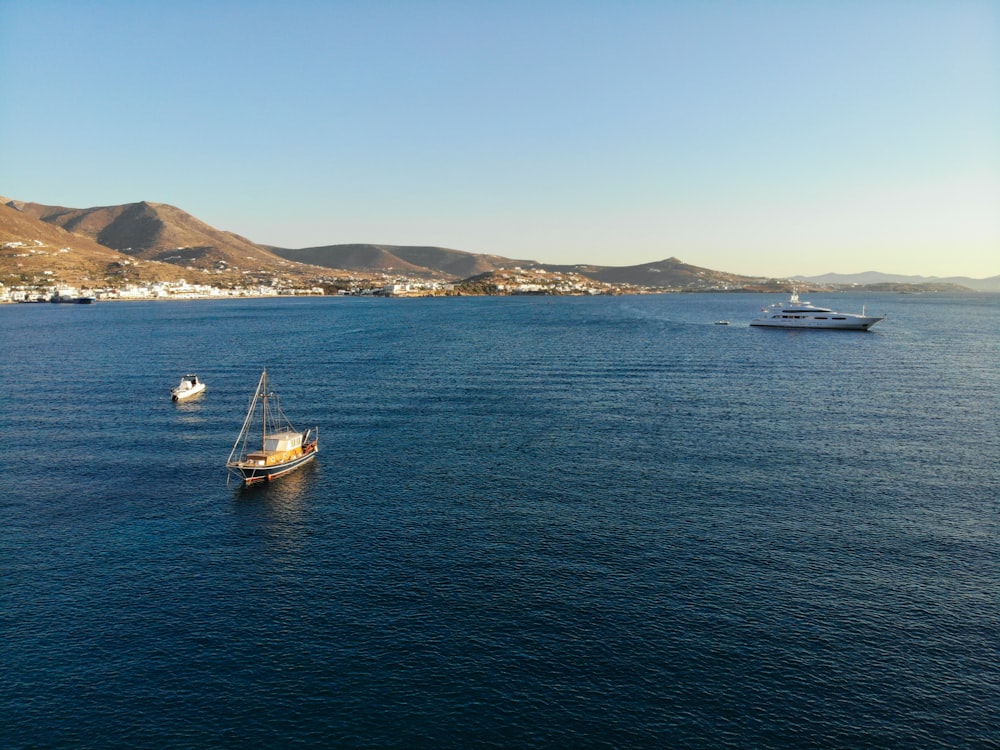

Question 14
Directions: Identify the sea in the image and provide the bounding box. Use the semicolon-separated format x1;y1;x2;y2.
1;292;997;749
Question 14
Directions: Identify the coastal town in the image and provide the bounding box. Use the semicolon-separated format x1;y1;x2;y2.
0;267;642;303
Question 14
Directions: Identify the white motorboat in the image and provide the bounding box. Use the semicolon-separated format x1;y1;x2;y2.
750;291;885;330
171;374;206;401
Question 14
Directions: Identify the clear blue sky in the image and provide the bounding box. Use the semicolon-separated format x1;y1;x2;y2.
2;1;997;278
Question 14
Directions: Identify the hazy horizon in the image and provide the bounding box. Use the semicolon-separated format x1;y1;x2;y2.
1;2;997;279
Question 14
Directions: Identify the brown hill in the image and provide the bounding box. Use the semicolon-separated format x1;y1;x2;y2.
456;267;617;295
271;244;432;275
392;246;538;277
0;200;196;286
270;244;538;279
538;257;761;289
15;200;332;279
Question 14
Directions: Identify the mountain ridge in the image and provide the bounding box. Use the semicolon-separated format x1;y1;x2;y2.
0;201;197;285
16;200;313;274
269;243;543;280
3;195;996;291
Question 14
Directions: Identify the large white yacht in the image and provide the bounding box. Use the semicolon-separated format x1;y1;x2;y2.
750;291;885;330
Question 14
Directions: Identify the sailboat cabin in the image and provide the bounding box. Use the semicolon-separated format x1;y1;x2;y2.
264;431;303;452
245;431;304;467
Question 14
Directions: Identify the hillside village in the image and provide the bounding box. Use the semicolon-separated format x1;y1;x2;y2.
0;254;636;302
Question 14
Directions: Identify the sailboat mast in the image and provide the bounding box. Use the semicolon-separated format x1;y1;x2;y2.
261;369;268;447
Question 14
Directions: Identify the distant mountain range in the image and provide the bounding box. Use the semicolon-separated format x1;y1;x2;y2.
268;243;535;280
3;195;998;291
267;243;763;289
794;271;1000;292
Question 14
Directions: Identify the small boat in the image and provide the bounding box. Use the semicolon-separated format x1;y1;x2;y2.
750;290;885;330
226;369;318;486
49;287;96;303
714;320;730;325
171;374;205;401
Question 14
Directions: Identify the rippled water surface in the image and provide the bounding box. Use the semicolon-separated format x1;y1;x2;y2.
2;293;998;749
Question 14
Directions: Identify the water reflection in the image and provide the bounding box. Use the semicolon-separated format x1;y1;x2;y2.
174;394;207;431
231;461;320;552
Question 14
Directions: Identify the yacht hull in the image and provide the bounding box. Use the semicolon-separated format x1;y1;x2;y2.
750;317;883;330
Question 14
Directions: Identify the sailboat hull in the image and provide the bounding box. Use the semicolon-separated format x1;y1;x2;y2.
234;443;318;485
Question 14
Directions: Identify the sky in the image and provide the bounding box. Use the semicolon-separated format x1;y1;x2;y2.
1;1;998;279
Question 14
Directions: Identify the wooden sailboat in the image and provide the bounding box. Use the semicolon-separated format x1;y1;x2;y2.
226;370;318;485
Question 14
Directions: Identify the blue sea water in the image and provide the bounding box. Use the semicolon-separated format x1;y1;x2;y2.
1;292;997;749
